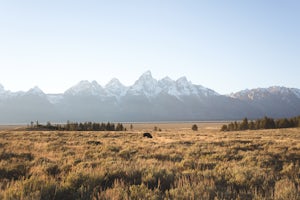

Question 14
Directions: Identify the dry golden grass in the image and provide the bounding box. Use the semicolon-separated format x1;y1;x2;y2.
122;122;227;132
0;123;299;199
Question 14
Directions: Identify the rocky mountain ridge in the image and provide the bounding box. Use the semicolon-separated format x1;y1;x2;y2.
0;71;299;123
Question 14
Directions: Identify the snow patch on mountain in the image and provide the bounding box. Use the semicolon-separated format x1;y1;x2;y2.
176;77;218;97
158;76;177;95
176;77;197;96
269;86;292;95
291;88;300;98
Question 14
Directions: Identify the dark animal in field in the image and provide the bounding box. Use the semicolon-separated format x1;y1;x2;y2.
143;132;153;138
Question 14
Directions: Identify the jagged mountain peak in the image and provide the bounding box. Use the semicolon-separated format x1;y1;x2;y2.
231;87;271;100
125;72;219;98
176;76;189;83
0;78;300;123
158;76;175;87
128;71;160;97
175;76;198;96
65;80;105;96
76;80;99;87
27;86;45;96
134;71;157;84
68;80;99;91
0;71;219;99
140;70;153;78
91;80;99;85
105;78;124;88
231;86;300;101
105;78;128;98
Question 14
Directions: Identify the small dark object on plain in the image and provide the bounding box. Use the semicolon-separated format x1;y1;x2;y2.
143;132;153;138
87;141;102;145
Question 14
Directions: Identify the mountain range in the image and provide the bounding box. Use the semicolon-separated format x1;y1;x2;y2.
1;71;300;123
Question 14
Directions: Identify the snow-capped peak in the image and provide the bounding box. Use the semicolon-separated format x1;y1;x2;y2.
27;86;45;97
105;78;128;97
65;80;106;96
136;71;156;84
0;84;23;99
159;75;218;97
123;71;218;98
140;70;152;78
230;86;300;101
176;76;189;84
128;71;161;97
0;71;220;102
230;87;271;100
105;78;124;89
175;76;199;96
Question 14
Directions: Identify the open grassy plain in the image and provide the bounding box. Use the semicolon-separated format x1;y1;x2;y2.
0;123;299;199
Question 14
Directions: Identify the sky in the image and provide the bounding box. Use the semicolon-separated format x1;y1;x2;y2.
0;1;299;94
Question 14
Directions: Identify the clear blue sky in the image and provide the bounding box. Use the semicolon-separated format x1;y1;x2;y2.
0;1;299;94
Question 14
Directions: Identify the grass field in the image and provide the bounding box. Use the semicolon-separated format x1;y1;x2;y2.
0;123;299;199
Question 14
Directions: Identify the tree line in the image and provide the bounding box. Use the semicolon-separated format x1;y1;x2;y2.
221;116;300;131
30;121;126;131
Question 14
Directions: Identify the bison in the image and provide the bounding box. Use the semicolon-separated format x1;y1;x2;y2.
143;132;153;138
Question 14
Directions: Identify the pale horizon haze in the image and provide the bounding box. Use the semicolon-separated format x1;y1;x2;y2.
0;1;299;94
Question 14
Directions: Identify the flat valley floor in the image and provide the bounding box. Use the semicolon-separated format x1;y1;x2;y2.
0;123;299;199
